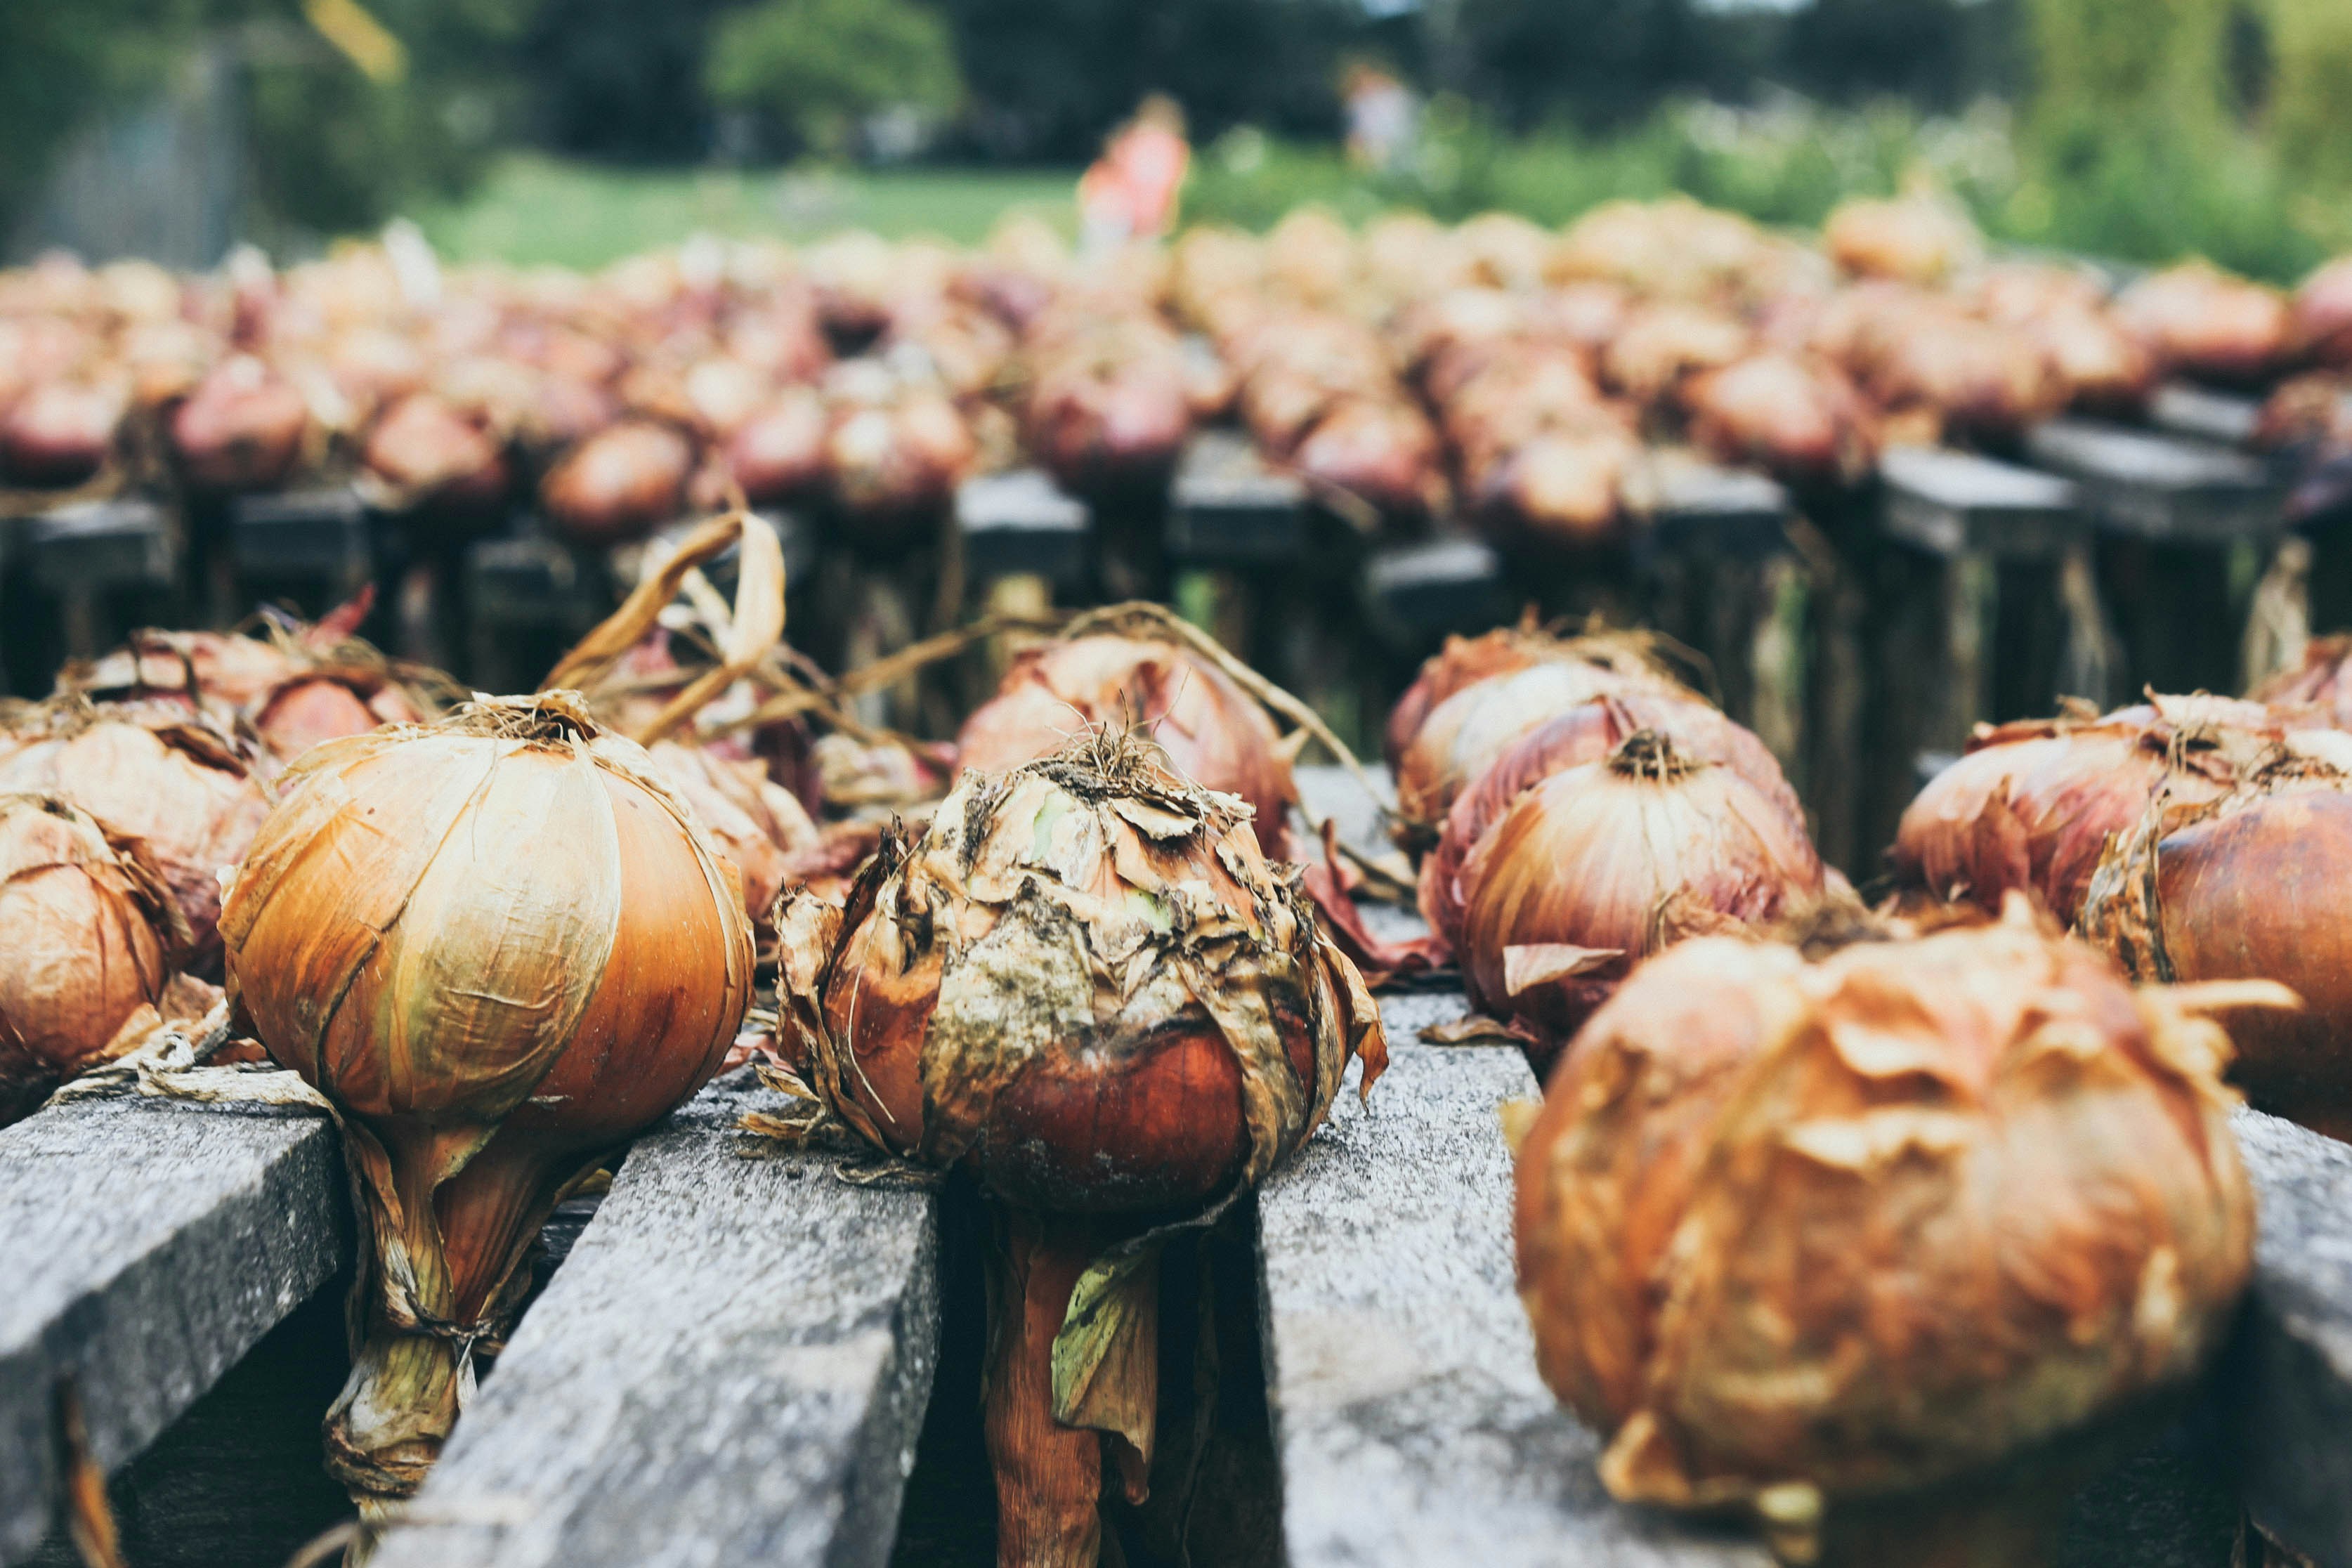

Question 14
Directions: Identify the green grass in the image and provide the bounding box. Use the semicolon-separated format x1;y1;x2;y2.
413;153;1078;269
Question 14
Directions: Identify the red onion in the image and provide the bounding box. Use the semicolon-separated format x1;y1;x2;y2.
1;379;126;488
540;421;694;545
362;394;509;513
1458;729;1824;1068
2117;263;2293;386
1685;353;1878;486
1421;691;1801;951
171;355;310;492
726;388;831;504
2294;256;2352;370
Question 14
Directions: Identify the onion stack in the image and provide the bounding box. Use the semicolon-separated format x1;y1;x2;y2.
221;693;754;1514
1516;909;2257;1565
0;794;203;1121
775;733;1383;1567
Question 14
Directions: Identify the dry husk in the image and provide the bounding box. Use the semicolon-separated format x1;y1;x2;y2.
221;693;754;1513
0;697;271;971
1516;906;2259;1564
2081;743;2352;1139
775;730;1383;1566
0;793;202;1121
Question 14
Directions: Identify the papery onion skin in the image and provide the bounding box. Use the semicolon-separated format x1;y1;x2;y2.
956;634;1298;859
250;674;424;768
1393;649;1687;831
0;700;271;972
643;738;819;920
1890;697;2281;924
1422;693;1801;952
1458;732;1823;1061
2255;634;2352;725
778;736;1382;1208
1517;917;2252;1523
0;794;182;1120
2082;752;2352;1138
221;695;754;1509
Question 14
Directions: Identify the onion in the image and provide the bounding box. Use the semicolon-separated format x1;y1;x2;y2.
1465;424;1640;551
0;794;187;1120
1388;629;1687;831
642;738;818;920
170;355;310;492
1890;695;2282;923
539;420;694;545
957;629;1298;858
361;393;510;514
249;671;428;768
2254;634;2352;723
1023;337;1194;492
1458;730;1824;1066
0;699;271;972
725;387;831;505
2116;263;2293;386
62;629;299;712
221;694;754;1512
1684;353;1877;487
1822;195;1980;283
2082;745;2352;1139
775;733;1383;1563
1;379;126;488
1289;396;1444;518
1515;910;2253;1562
823;386;976;525
2294;256;2352;370
1421;691;1802;951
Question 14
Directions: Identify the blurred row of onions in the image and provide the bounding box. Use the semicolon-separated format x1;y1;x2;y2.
8;193;2352;565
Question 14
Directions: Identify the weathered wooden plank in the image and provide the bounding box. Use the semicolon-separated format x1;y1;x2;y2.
2025;419;2280;544
1881;445;2084;559
955;469;1090;586
1169;431;1307;565
370;1069;940;1568
2149;384;2263;450
1635;450;1790;563
1363;535;1505;641
1256;990;1772;1568
2228;1108;2352;1568
0;1095;345;1567
24;499;176;592
230;486;372;582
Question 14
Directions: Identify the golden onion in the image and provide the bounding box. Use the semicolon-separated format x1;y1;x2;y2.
221;694;753;1513
1516;910;2256;1564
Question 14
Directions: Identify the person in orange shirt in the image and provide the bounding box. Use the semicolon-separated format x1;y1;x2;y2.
1079;95;1191;254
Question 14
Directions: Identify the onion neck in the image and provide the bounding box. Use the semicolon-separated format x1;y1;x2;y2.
1608;729;1699;785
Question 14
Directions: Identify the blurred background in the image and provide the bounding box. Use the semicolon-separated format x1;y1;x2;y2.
7;0;2349;280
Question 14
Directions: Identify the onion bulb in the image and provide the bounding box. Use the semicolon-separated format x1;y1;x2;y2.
539;420;694;545
1421;692;1802;952
170;355;310;492
1515;910;2254;1564
2254;634;2352;725
0;699;271;972
958;627;1299;859
1458;730;1823;1067
642;738;819;920
1890;696;2283;923
1387;627;1688;833
2082;745;2352;1139
0;794;188;1121
221;694;753;1512
1;379;126;488
775;732;1383;1566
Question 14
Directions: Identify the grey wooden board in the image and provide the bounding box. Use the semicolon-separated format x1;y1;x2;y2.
231;487;370;577
1880;444;2085;558
370;1068;940;1568
2025;419;2282;543
1634;452;1790;566
1170;431;1307;564
2228;1108;2352;1568
955;469;1090;582
1364;535;1504;636
465;534;603;623
2150;384;2262;449
25;499;175;590
0;1095;345;1566
1257;991;1772;1568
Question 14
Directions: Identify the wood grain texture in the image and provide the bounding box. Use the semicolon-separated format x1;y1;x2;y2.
370;1069;939;1568
1255;989;1772;1568
0;1094;345;1567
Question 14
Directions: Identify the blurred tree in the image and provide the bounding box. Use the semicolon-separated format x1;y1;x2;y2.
2025;0;2229;141
1453;0;1709;131
0;0;204;230
1777;0;2023;110
525;0;736;161
704;0;962;157
244;0;535;237
2268;0;2352;191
